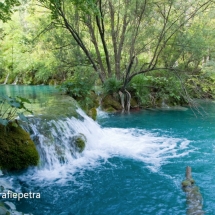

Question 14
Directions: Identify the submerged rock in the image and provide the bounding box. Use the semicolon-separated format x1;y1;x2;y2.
0;204;9;215
41;95;79;118
0;200;33;215
0;123;39;170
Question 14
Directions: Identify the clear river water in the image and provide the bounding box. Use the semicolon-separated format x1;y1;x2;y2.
0;85;215;215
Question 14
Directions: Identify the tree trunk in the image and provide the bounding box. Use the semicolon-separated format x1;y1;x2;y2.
3;73;9;84
125;89;131;112
182;166;204;215
119;91;125;112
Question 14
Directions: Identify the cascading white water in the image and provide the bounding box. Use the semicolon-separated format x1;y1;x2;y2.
26;108;192;180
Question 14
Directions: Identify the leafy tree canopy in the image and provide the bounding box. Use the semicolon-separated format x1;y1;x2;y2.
0;0;21;22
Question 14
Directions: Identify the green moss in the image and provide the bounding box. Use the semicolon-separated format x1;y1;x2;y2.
73;134;86;153
87;107;97;120
89;91;99;107
0;123;39;171
48;79;56;85
42;95;79;118
105;107;117;113
76;91;100;113
182;180;192;187
130;97;138;108
189;178;195;184
102;95;122;110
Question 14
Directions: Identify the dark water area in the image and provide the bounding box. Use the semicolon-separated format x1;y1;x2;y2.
1;85;215;214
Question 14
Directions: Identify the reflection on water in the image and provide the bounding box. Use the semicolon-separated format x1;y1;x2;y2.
0;85;58;98
0;85;77;117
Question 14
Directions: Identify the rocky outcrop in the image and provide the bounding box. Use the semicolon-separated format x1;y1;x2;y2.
0;123;39;171
101;95;122;112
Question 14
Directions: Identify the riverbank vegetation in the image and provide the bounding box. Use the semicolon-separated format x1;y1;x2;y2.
1;0;215;111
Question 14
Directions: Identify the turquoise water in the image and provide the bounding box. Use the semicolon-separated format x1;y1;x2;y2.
0;84;59;115
0;85;58;98
0;85;78;117
1;86;215;214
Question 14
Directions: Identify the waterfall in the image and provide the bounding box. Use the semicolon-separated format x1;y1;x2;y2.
27;109;102;171
3;73;9;84
23;108;192;180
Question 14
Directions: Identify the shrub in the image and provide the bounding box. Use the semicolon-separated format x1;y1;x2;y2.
60;71;96;99
129;73;184;106
103;76;122;95
0;95;32;127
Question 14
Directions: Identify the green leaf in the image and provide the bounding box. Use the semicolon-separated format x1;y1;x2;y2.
17;96;31;104
8;100;21;108
2;95;12;102
0;118;8;126
11;122;18;127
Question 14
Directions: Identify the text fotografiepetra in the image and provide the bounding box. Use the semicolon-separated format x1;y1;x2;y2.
0;190;40;201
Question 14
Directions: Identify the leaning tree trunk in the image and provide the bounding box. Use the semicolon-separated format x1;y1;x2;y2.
119;91;125;112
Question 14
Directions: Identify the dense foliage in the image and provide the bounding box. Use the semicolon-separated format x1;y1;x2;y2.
1;0;215;108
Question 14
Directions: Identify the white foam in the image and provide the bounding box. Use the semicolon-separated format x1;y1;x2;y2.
24;108;192;181
96;107;109;119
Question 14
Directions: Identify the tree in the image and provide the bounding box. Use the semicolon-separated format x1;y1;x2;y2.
36;0;214;110
1;0;214;111
0;0;21;22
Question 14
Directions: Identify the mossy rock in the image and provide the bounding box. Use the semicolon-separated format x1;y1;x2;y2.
73;134;86;153
88;107;97;120
101;95;122;110
130;97;138;108
76;91;100;112
104;107;117;113
89;91;99;108
0;123;39;171
48;79;57;85
42;95;79;118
